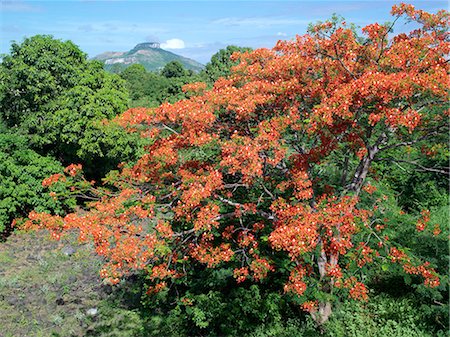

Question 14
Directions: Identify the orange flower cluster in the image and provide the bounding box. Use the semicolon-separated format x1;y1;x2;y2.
349;282;369;301
64;164;82;177
271;196;369;261
403;262;440;288
175;168;223;216
193;203;221;232
190;243;234;268
284;266;308;296
326;263;343;280
389;247;408;262
233;267;249;283
362;183;377;195
301;301;318;313
250;258;274;281
416;209;430;232
389;247;440;288
269;200;318;258
182;81;207;95
42;173;65;187
432;224;441;236
355;242;377;268
335;276;369;301
220;135;264;182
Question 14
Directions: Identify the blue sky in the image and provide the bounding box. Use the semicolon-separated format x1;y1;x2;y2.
1;1;446;64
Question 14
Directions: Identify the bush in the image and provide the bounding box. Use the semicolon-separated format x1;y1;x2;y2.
0;132;75;235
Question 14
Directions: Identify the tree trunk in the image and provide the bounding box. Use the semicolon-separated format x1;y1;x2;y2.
311;243;335;325
346;146;379;195
311;301;332;326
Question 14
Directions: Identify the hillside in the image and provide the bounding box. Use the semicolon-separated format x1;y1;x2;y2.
93;42;204;72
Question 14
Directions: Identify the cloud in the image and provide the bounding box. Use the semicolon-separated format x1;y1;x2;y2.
78;24;95;32
161;38;185;49
65;20;168;35
276;32;287;37
0;0;41;12
212;17;311;27
145;34;161;43
102;23;118;31
2;24;21;33
180;41;229;63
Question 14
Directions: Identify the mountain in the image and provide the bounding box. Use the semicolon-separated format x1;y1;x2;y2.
93;42;204;73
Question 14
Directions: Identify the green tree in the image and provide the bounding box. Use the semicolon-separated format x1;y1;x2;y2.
121;63;201;108
0;35;137;179
0;131;75;236
201;45;252;84
0;35;87;126
161;61;187;78
120;64;148;100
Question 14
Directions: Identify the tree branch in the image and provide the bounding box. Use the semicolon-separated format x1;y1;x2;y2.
377;158;450;176
217;196;275;221
378;130;442;152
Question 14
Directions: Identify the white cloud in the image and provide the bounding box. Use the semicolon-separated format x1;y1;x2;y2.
276;32;287;36
78;24;95;32
1;0;41;12
146;34;161;43
212;17;311;27
161;38;185;49
2;24;21;33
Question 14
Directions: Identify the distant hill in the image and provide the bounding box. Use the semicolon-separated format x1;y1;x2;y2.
93;42;204;73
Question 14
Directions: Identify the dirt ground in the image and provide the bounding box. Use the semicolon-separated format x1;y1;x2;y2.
0;229;107;336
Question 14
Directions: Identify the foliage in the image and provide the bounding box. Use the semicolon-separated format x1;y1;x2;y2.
201;45;253;84
86;305;145;337
0;35;138;179
24;3;449;327
0;35;87;125
140;288;446;336
324;295;448;337
138;283;309;336
0;132;75;235
161;61;189;78
120;63;202;108
91;279;447;336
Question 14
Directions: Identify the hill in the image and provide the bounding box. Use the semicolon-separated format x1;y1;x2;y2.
93;42;204;73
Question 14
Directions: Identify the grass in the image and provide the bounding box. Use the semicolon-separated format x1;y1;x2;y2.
0;230;106;336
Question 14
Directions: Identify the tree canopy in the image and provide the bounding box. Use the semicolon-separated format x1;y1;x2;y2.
120;62;202;108
0;130;75;235
0;35;138;179
161;61;188;78
23;4;449;330
201;45;253;84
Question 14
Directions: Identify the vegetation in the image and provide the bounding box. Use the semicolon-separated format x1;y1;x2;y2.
0;3;448;336
118;48;254;108
201;45;253;85
0;35;141;180
120;62;202;108
0;131;75;235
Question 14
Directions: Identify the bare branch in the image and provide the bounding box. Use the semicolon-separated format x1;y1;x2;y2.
260;181;276;200
161;123;179;135
378;129;442;152
223;183;248;190
378;158;450;176
217;196;276;221
333;44;357;79
376;16;400;63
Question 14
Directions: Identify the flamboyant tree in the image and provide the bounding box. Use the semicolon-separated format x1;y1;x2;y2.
24;4;448;324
